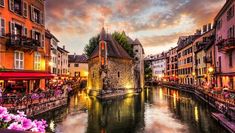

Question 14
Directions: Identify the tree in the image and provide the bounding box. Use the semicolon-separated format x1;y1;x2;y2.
112;32;134;57
144;61;152;81
84;35;99;57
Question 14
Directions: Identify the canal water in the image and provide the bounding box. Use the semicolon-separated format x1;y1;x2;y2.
36;87;228;133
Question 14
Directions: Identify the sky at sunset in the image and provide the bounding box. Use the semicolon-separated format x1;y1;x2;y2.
45;0;225;55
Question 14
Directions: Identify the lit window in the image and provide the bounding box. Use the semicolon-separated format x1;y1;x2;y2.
34;52;41;70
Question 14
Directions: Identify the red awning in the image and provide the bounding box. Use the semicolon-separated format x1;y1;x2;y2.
0;71;55;80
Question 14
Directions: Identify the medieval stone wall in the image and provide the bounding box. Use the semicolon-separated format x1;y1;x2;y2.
88;57;102;91
88;57;135;91
107;58;134;89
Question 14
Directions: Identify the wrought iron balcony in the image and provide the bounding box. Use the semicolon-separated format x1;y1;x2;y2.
217;38;235;53
6;34;41;51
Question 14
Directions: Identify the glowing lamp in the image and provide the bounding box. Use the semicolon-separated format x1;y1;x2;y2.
208;67;214;73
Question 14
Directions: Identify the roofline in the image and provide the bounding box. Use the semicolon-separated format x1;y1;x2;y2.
89;55;133;61
45;29;60;42
214;0;233;21
57;46;69;53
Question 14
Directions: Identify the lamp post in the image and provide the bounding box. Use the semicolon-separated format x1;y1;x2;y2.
208;66;214;88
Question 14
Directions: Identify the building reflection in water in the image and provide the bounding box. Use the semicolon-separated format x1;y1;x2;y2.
40;87;227;133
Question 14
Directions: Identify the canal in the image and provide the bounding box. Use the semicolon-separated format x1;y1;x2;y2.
36;87;228;133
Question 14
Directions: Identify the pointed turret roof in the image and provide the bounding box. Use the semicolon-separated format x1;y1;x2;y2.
90;28;132;60
134;38;141;45
99;27;106;41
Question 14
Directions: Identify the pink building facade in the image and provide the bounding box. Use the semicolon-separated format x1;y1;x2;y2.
215;0;235;90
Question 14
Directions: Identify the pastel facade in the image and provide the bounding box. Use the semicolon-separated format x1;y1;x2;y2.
214;0;235;90
68;54;88;79
177;36;199;85
166;47;178;82
194;28;215;87
57;46;69;77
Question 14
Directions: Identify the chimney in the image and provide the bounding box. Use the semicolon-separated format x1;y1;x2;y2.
63;45;65;50
208;23;212;30
195;29;201;35
203;25;207;33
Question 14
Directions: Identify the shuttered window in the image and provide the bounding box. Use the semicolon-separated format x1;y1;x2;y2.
0;18;5;37
23;2;28;18
0;0;4;7
9;0;14;11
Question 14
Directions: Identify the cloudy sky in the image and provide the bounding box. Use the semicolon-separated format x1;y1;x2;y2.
45;0;225;55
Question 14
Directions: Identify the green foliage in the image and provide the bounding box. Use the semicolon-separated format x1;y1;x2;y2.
84;35;99;57
112;32;134;57
84;31;134;58
144;61;152;80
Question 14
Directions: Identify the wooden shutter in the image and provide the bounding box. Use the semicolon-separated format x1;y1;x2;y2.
9;0;14;11
24;27;27;37
30;5;35;22
40;12;44;25
0;18;5;36
23;1;28;18
31;29;35;39
41;33;44;47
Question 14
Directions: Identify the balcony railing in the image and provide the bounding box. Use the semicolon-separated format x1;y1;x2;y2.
6;34;41;51
217;38;235;52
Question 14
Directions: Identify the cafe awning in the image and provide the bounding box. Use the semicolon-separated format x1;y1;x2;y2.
0;71;55;80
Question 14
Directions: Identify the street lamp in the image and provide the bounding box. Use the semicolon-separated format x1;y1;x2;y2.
208;67;214;89
208;67;214;73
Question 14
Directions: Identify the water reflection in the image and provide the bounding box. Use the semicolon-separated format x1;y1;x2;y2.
40;87;228;133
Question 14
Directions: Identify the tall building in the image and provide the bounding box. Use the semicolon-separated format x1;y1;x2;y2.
177;35;199;85
0;0;52;92
57;46;69;78
147;53;167;81
194;26;215;87
68;54;88;79
45;30;59;75
165;47;178;82
214;0;235;90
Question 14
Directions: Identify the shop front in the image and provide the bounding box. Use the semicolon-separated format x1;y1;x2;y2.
0;71;54;94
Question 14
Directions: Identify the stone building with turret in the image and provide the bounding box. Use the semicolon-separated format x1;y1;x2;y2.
88;28;144;93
